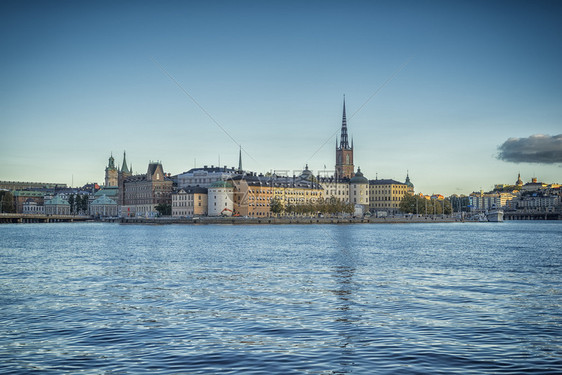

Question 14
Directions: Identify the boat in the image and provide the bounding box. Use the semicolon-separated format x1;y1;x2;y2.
487;208;504;222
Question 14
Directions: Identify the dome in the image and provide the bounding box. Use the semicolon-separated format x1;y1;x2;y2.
350;168;368;184
299;164;314;181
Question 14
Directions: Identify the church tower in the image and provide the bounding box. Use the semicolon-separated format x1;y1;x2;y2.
335;97;354;179
105;154;118;187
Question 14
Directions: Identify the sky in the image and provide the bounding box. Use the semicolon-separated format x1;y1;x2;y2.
1;0;561;196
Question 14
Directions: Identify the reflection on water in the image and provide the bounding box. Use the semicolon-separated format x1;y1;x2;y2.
1;222;561;374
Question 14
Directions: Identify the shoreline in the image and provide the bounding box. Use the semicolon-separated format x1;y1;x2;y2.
106;216;471;225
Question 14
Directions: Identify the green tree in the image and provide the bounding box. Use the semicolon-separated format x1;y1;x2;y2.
1;191;15;213
155;203;171;216
270;198;283;215
79;195;89;214
68;194;75;214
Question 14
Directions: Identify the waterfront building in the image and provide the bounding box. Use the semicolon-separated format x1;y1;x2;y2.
349;168;369;210
469;192;502;212
318;177;350;203
44;195;70;215
89;195;118;217
121;161;173;217
12;190;44;213
369;179;409;214
335;98;354;179
171;187;208;217
22;198;45;214
175;165;238;188
208;181;235;216
229;171;324;217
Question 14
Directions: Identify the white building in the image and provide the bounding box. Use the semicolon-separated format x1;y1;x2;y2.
175;166;239;188
349;168;369;211
22;198;45;215
44;195;70;215
207;180;234;216
89;195;118;217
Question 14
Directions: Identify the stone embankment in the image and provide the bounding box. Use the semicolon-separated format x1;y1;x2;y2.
103;215;469;225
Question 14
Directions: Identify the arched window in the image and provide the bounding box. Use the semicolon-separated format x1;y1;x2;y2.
346;154;350;164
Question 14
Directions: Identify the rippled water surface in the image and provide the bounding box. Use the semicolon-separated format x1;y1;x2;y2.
1;222;561;374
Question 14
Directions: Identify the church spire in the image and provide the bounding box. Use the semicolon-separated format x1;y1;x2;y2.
238;146;243;172
339;95;350;150
121;151;130;174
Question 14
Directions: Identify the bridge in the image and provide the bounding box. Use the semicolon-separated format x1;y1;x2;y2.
0;213;92;223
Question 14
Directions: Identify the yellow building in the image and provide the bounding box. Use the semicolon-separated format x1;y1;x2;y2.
229;174;323;217
369;179;409;214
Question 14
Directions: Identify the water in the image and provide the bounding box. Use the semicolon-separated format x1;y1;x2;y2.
1;222;561;374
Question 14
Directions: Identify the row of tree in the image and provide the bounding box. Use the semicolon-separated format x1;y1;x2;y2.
270;197;355;216
68;194;89;214
399;194;453;215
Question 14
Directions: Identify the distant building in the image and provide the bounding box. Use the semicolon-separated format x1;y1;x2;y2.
121;161;173;217
350;168;369;210
89;195;118;217
22;198;44;214
171;187;208;217
12;190;44;213
44;195;70;215
369;179;409;214
208;181;234;216
319;176;350;203
229;170;324;217
175;165;239;188
0;181;66;190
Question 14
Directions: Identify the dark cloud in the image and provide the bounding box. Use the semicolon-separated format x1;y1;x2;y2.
497;134;562;163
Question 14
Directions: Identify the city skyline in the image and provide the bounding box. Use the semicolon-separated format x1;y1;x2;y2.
2;1;561;196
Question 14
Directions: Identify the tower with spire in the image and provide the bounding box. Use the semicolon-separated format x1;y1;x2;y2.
335;96;354;179
105;153;118;187
117;151;133;206
238;146;243;173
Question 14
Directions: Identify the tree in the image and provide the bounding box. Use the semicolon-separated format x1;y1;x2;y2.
1;191;15;213
155;203;171;216
270;198;283;215
79;195;89;214
68;194;75;214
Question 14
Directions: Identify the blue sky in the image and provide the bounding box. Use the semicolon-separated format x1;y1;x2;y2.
1;0;561;195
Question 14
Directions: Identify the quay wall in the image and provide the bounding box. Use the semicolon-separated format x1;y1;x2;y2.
108;216;467;225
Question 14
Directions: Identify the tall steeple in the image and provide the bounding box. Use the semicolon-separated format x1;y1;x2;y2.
238;146;243;172
121;151;130;174
339;96;350;150
335;96;354;179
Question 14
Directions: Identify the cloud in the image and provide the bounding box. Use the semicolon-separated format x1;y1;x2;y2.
497;134;562;164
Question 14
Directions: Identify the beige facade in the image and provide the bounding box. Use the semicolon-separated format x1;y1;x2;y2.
369;179;408;214
121;162;173;217
171;187;208;217
230;174;323;217
319;178;350;203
